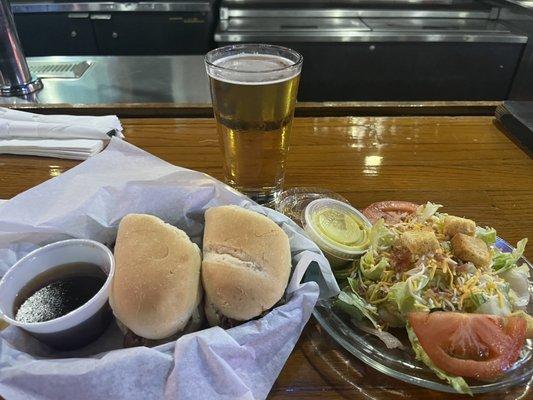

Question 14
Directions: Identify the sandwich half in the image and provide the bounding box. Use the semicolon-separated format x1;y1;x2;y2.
202;205;291;328
110;214;203;346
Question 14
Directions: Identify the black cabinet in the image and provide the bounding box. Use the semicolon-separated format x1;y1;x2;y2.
294;42;524;101
91;12;211;55
14;11;213;57
219;41;524;101
14;13;98;56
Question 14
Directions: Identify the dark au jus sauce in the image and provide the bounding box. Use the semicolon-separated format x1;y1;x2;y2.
14;262;106;324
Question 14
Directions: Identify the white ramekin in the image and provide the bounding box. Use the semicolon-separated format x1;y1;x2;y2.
0;239;115;350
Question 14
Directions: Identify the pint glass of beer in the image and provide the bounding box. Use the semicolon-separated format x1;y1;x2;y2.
205;44;303;203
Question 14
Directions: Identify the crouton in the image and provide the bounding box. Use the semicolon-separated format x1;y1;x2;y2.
443;215;476;237
400;230;440;256
451;233;491;268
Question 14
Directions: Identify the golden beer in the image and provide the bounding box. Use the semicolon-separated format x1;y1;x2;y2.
205;46;302;203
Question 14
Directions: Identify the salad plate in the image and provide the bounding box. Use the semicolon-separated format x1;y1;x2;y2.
306;226;533;394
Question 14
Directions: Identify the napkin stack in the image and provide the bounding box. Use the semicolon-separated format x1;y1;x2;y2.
0;107;124;160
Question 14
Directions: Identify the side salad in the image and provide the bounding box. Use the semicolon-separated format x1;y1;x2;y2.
335;201;532;395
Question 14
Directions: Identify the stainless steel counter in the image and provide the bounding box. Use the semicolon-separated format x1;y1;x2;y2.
216;19;526;43
11;1;211;13
215;0;525;43
218;0;499;20
0;55;211;106
502;0;533;11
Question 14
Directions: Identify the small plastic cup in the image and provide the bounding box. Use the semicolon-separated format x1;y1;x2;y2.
303;198;372;268
0;239;115;350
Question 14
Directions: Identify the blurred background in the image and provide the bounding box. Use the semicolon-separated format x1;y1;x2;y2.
6;0;533;101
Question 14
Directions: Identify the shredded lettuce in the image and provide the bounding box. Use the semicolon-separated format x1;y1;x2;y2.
434;212;447;233
347;276;359;293
358;219;395;283
415;202;443;221
475;226;497;245
360;251;389;281
377;304;405;328
335;290;381;329
492;238;528;274
475;294;511;316
388;277;429;319
462;293;487;313
388;282;415;318
502;263;531;307
368;218;396;251
406;325;472;396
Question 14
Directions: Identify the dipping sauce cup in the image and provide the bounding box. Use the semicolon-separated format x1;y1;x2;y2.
303;198;372;268
0;239;115;350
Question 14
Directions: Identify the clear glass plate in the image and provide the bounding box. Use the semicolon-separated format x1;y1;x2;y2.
306;237;533;394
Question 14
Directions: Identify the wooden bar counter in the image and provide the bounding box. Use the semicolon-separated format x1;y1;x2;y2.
1;114;532;399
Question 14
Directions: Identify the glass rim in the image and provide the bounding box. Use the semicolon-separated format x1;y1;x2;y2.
205;44;303;74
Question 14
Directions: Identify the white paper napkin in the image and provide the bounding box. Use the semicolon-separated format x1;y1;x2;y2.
0;107;123;160
0;139;104;160
0;107;123;138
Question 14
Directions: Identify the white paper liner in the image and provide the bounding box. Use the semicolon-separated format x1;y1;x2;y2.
0;139;340;400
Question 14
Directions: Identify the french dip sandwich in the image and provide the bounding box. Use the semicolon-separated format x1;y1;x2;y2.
109;214;203;346
202;206;292;328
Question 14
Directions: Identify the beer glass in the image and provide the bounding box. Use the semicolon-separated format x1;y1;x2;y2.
205;44;303;204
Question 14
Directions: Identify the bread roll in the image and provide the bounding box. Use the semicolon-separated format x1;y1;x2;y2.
110;214;202;340
202;206;291;324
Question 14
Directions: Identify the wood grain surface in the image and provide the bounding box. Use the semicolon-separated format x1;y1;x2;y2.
0;115;532;399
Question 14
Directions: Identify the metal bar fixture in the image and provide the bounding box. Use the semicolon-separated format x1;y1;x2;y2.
0;0;42;96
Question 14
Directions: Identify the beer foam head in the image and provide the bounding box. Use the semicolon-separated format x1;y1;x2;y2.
207;53;301;85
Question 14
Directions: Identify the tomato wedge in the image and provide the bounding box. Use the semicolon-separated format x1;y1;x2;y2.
362;201;419;224
409;312;527;381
